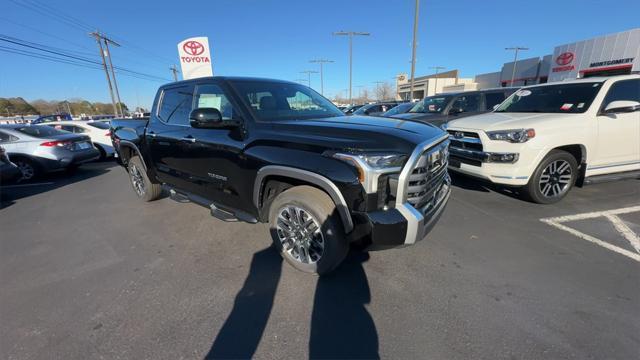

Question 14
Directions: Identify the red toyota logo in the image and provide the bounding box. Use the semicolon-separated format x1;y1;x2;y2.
183;41;205;56
556;52;574;66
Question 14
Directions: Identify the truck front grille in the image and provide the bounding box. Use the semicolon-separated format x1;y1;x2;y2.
406;139;450;211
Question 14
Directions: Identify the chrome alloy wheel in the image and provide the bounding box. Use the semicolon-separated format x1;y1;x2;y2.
129;163;146;197
276;205;325;264
539;159;572;198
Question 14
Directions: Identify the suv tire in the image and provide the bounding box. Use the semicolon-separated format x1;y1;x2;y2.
128;156;162;202
524;150;578;204
269;185;348;275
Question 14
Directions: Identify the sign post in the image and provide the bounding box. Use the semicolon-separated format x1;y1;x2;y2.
177;37;213;80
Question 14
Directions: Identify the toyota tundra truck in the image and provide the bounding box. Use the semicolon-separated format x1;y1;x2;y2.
445;74;640;204
111;77;450;274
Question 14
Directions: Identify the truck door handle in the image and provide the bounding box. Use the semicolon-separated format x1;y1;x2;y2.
180;136;196;143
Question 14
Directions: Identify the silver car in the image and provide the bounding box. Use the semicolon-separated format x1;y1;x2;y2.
0;124;100;181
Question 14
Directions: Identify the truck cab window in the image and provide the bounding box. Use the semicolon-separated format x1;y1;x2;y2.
194;84;235;120
159;86;194;125
485;92;506;109
451;94;481;113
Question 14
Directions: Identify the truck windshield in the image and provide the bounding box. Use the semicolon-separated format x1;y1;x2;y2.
409;96;452;114
231;81;345;121
495;82;603;114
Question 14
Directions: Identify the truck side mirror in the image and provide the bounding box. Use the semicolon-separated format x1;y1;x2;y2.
190;108;238;129
603;100;640;114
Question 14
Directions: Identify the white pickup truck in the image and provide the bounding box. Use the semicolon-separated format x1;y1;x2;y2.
445;74;640;204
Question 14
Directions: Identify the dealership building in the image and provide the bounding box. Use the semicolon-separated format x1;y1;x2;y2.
397;28;639;98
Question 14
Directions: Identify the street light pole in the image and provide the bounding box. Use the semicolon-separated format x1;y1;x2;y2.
333;31;370;104
505;46;529;86
309;59;334;95
429;66;446;95
409;0;420;101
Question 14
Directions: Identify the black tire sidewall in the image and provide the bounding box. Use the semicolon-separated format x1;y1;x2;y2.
527;150;578;204
128;156;153;201
269;187;348;275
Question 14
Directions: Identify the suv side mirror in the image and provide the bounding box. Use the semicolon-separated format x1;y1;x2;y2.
603;100;640;114
189;108;238;129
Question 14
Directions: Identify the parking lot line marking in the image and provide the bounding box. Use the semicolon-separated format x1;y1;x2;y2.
1;182;55;188
540;206;640;263
604;214;640;253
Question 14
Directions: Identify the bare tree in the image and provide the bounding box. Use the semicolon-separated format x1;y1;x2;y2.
375;82;394;101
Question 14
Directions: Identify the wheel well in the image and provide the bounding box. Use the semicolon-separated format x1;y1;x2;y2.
258;175;323;221
118;144;135;165
552;144;587;186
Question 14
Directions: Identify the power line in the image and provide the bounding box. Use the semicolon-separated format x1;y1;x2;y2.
0;35;171;82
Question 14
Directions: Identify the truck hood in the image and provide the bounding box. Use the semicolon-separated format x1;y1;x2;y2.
265;115;446;154
448;112;577;131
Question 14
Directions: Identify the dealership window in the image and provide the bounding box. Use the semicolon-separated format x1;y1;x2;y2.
602;79;640;107
194;84;235;120
158;86;194;126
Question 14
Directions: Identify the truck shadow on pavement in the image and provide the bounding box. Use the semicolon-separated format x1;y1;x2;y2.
205;248;379;359
0;161;117;210
450;172;524;200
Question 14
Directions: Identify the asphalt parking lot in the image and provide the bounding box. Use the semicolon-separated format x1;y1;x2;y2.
1;161;639;360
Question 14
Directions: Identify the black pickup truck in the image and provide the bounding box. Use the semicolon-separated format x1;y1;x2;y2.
111;77;450;274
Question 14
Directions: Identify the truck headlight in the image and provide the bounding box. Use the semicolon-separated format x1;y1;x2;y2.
486;129;535;143
331;152;406;199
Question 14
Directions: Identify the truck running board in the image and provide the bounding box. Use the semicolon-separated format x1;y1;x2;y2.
583;170;640;185
166;186;258;224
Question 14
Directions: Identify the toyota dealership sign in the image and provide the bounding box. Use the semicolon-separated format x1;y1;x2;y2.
177;36;213;80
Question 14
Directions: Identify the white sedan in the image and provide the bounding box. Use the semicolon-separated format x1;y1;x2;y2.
40;120;114;159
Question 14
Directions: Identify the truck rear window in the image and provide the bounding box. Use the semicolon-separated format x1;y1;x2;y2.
496;82;602;113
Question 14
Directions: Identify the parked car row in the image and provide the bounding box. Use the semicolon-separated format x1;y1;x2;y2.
0;120;114;182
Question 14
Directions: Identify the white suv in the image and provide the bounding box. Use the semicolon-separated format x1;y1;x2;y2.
445;74;640;204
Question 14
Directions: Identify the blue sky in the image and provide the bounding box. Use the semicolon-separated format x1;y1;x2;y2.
1;0;639;109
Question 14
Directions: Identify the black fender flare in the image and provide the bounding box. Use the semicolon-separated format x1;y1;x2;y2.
253;165;354;233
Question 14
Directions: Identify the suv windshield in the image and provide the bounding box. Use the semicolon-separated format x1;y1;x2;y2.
409;96;452;114
231;81;344;121
496;82;603;114
14;126;67;138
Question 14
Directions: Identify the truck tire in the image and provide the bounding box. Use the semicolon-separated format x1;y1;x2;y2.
269;185;348;275
127;156;162;202
523;150;578;204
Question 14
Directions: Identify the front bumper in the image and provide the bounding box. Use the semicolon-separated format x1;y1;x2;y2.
352;176;451;250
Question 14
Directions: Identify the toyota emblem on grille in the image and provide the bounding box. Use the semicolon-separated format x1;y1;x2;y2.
454;131;464;139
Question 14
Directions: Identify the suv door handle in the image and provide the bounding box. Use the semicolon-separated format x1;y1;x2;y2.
180;136;196;143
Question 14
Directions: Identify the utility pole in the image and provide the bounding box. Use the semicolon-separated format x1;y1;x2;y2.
309;59;334;95
333;31;370;104
505;46;529;86
373;81;384;101
300;70;318;89
90;31;118;116
102;35;123;116
170;65;179;82
429;66;446;95
409;0;420;101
